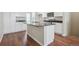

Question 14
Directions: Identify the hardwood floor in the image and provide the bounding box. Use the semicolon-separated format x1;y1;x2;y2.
0;31;40;46
0;31;79;46
0;31;26;46
27;34;79;46
49;34;79;46
27;35;40;46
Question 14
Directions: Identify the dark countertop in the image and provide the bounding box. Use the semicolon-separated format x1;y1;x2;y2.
44;19;63;23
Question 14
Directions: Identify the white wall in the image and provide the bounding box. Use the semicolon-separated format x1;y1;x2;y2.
70;12;79;36
0;12;3;40
3;12;11;33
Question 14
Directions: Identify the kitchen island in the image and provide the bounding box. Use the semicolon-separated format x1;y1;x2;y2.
27;23;55;46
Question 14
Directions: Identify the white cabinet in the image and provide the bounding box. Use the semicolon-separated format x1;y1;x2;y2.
54;12;64;35
31;27;44;45
54;12;63;16
31;12;47;24
3;13;11;33
31;12;40;23
55;23;63;34
28;25;55;46
11;12;26;32
36;12;47;17
44;25;54;45
27;25;44;45
3;12;26;34
39;12;47;17
0;13;3;40
26;13;31;24
31;12;36;22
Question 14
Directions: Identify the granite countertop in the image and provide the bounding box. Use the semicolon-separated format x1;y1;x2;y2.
27;22;55;27
44;19;63;23
44;16;63;23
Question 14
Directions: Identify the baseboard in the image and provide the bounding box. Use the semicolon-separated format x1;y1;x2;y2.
4;30;26;35
62;34;67;37
44;40;54;46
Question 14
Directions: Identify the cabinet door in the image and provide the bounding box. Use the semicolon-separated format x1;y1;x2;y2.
54;12;63;16
44;25;54;45
55;23;63;34
3;12;11;33
38;12;47;17
31;28;44;44
31;12;36;23
10;12;26;32
26;13;31;24
0;13;3;38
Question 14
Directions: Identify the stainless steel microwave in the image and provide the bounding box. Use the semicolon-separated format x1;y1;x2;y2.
47;12;54;17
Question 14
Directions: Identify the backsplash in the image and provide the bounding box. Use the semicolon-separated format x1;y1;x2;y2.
54;16;63;21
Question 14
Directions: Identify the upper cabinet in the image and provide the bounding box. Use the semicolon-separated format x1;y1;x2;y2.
37;12;47;17
30;12;47;23
54;12;64;16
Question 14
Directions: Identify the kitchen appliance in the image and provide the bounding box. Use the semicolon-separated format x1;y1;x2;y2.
47;12;54;17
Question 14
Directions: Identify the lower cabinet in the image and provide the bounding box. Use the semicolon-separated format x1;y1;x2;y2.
27;25;44;45
44;25;54;45
27;25;55;46
55;23;63;35
31;27;44;45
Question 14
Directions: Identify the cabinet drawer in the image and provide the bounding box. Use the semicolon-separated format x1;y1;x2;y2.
31;28;44;44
